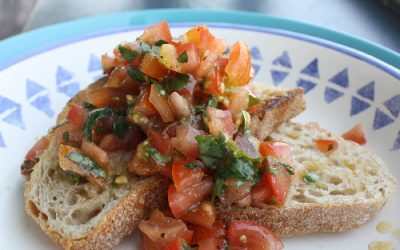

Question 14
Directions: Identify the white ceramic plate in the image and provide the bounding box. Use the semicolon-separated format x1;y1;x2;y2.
0;10;399;250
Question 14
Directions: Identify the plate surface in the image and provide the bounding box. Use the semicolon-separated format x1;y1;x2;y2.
0;10;399;250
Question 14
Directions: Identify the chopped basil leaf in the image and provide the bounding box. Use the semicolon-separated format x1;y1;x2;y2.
182;242;191;250
128;66;147;83
212;178;225;202
118;45;140;62
267;156;295;175
207;96;218;108
153;83;168;99
144;144;171;165
96;125;105;134
193;105;205;115
66;151;106;178
262;160;279;174
112;119;130;139
186;162;203;169
177;51;188;63
304;172;320;183
162;73;190;92
248;95;261;108
154;40;168;46
48;119;69;133
62;131;69;142
82;107;119;140
82;101;96;111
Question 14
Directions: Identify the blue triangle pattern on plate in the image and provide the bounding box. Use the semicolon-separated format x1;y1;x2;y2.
300;58;319;78
270;70;289;86
26;79;46;99
58;82;80;98
250;47;262;60
0;96;25;129
88;54;102;72
329;68;349;88
31;94;54;117
0;131;5;147
357;81;375;101
383;94;400;118
296;78;316;94
272;51;292;68
56;66;74;85
373;108;394;130
252;64;261;76
392;130;400;151
324;87;344;103
350;96;371;116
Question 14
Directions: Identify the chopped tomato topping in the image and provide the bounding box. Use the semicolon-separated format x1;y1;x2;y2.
206;107;234;139
172;161;205;191
228;87;249;119
149;84;175;123
342;124;366;145
87;87;124;108
66;104;87;130
175;43;200;73
148;129;172;156
171;125;204;159
181;201;216;228
164;238;189;250
191;220;226;244
106;66;128;88
225;41;251;86
140;53;167;79
25;136;49;160
134;85;158;116
228;220;283;250
315;139;338;153
140;20;173;45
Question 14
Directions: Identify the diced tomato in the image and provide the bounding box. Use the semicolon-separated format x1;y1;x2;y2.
101;53;116;74
157;44;181;72
191;220;226;243
140;53;167;79
139;209;191;248
134;85;158;116
251;174;274;205
315;139;338;153
198;238;218;250
209;38;228;56
177;74;196;97
148;129;172;155
205;107;234;139
164;238;188;250
98;134;123;152
149;84;175;123
259;141;293;166
342;124;366;145
228;87;249;119
25;136;49;160
106;66;128;88
87;87;124;108
180;25;215;56
140;20;173;45
222;179;252;207
225;41;251;86
168;177;213;218
53;123;83;144
196;51;218;78
171;125;204;159
172;161;205;191
142;234;161;250
175;43;200;73
235;133;260;159
182;201;215;228
81;139;110;176
228;220;283;250
66;104;87;130
91;116;115;143
202;71;224;96
128;142;161;176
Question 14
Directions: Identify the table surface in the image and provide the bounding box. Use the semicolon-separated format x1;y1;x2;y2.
0;0;399;53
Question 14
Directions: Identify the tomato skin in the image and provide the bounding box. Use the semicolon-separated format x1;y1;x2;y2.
140;53;167;79
25;136;50;160
259;141;292;164
53;123;83;144
66;104;87;130
228;220;283;250
315;139;338;153
171;125;204;159
87;87;124;108
191;220;226;244
148;129;172;156
205;107;235;139
164;238;188;250
342;124;366;145
106;66;128;88
134;85;158;116
182;201;216;228
225;41;251;86
168;177;213;218
175;43;200;73
172;161;205;191
251;173;273;205
140;20;173;44
198;238;218;250
149;84;175;123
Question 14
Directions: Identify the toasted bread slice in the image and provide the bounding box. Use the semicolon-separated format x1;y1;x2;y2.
22;78;306;249
217;122;397;237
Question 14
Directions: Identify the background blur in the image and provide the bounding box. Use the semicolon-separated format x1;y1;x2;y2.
0;0;399;52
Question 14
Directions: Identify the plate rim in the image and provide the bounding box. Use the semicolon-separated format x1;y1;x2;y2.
0;9;399;71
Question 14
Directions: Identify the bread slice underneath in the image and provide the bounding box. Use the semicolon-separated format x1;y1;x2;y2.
218;122;397;237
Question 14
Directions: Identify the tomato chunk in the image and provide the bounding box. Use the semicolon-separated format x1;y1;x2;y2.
315;139;338;153
205;107;234;139
182;201;216;228
168;177;213;218
148;129;172;156
149;84;175;123
66;104;87;130
164;238;189;250
140;53;167;79
140;20;173;45
175;43;200;73
81;139;110;176
191;220;226;244
225;41;251;86
172;161;205;191
171;125;204;159
228;220;283;250
25;136;49;160
342;124;366;145
259;141;293;165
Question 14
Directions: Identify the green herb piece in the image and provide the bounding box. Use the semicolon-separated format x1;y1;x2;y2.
118;45;140;62
182;242;191;250
207;96;218;108
162;73;190;92
144;144;171;165
177;51;188;63
96;125;105;134
139;41;151;52
64;171;81;184
248;95;261;108
66;151;106;178
304;172;320;183
154;40;168;46
262;160;279;175
267;156;295;175
212;178;225;202
48;119;69;133
82;107;118;140
153;83;168;98
242;110;251;131
186;162;203;169
128;66;147;83
62;131;69;142
178;116;188;125
113;119;130;139
193;105;205;115
82;101;96;110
